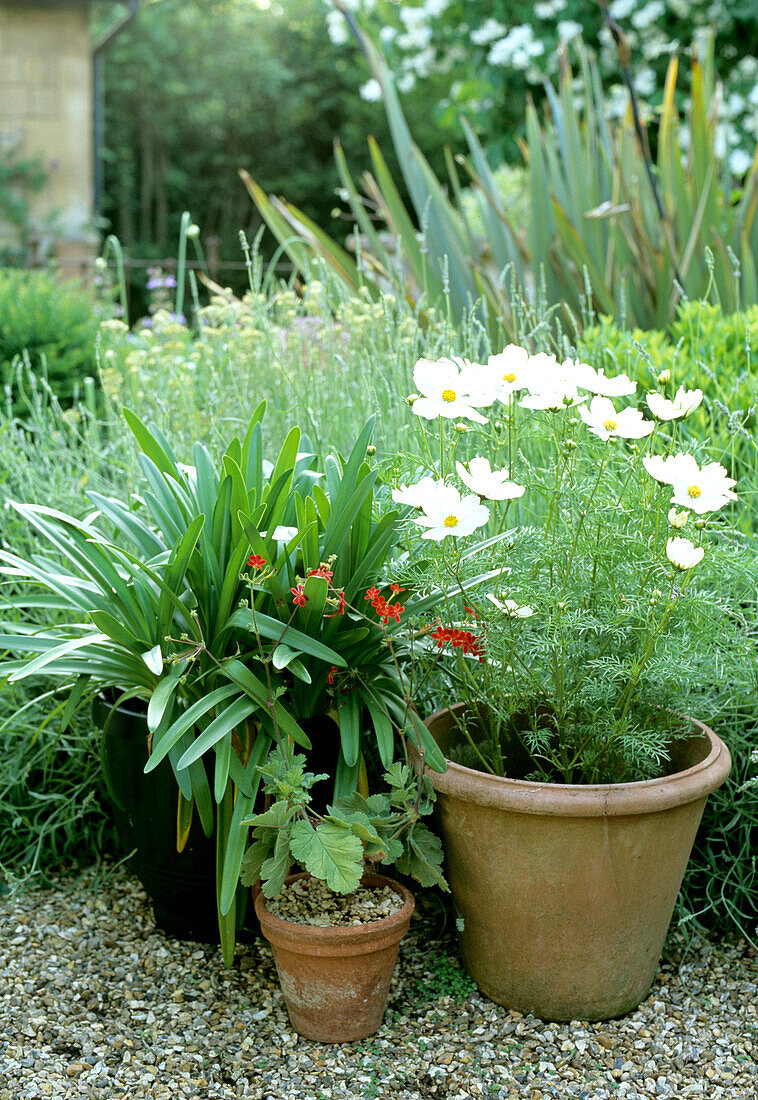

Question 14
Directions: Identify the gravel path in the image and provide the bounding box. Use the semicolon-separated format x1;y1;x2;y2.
0;866;756;1099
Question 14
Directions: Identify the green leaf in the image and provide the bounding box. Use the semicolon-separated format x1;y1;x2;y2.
8;632;110;681
144;684;240;771
261;826;294;898
360;687;395;769
289;819;364;894
336;689;361;768
147;661;187;733
176;696;259;771
228;608;347;667
394;823;448;891
240;839;270;889
220;658;311;747
87;610;144;650
271;644;314;682
141;644;164;676
123;408;178;476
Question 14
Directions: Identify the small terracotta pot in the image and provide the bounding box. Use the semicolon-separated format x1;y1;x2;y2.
254;872;415;1043
416;704;731;1022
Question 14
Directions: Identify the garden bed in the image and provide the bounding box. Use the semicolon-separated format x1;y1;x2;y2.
0;866;755;1099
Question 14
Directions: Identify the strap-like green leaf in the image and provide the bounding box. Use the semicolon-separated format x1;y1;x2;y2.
176;696;259;771
144;684;240;772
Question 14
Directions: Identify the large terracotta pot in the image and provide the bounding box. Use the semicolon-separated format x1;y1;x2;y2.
255;872;415;1043
419;704;731;1022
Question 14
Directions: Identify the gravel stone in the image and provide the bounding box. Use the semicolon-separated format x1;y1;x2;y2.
0;865;755;1098
267;879;403;926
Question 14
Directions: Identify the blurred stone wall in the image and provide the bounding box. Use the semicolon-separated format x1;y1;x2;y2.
0;1;96;271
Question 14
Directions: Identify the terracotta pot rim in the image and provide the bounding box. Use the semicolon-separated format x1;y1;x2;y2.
254;871;415;949
418;703;731;816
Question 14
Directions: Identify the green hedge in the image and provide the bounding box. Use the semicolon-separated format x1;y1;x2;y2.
0;270;98;412
578;301;758;485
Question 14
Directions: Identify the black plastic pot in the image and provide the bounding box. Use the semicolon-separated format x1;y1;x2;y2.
94;695;219;942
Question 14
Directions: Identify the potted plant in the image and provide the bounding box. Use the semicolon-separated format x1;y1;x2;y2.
391;349;751;1021
0;407;448;961
240;742;447;1043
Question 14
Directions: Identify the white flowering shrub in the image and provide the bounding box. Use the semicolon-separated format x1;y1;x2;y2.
325;0;758;170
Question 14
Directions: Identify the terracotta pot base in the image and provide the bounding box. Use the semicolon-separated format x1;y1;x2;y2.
255;873;415;1043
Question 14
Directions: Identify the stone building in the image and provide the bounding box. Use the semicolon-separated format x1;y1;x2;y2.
0;0;134;273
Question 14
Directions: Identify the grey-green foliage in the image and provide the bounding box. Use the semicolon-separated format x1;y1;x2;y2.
249;24;758;337
240;744;447;898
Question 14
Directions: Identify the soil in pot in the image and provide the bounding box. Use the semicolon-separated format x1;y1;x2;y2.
255;873;414;1043
268;876;405;926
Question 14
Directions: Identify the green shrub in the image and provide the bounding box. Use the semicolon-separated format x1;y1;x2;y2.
0;270;98;412
578;301;758;485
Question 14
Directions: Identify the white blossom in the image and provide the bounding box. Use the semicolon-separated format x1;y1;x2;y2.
644;453;737;514
668;508;689;529
666;537;705;571
578;395;655;441
456;457;526;501
392;476;445;508
471;19;507;46
486;594;535;617
411;357;495;424
360;79;383;103
414;484;490;541
646;387;703;421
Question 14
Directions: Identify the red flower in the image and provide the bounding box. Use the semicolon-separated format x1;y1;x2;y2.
430;625;484;661
365;586;381;602
307;565;334;582
325;590;346;619
326;665;338;686
390;583;405;595
383;602;404;624
247;554;266;570
290;585;308;608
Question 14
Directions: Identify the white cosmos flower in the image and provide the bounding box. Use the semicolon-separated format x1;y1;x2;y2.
645;453;738;513
486;594;535;617
455;457;525;501
414;484;490;541
666;536;705;571
485;344;532;400
668;456;738;514
642;453;681;485
667;508;689;529
578;395;654;441
579;367;637;397
392;476;445;508
519;354;590;410
646;386;703;420
412;356;494;423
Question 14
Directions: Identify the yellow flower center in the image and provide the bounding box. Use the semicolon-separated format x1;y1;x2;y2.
444;515;459;528
502;371;517;383
603;419;617;431
441;388;457;402
687;484;702;499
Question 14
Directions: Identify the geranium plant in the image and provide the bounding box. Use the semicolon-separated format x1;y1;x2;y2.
240;744;447;899
392;348;754;785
